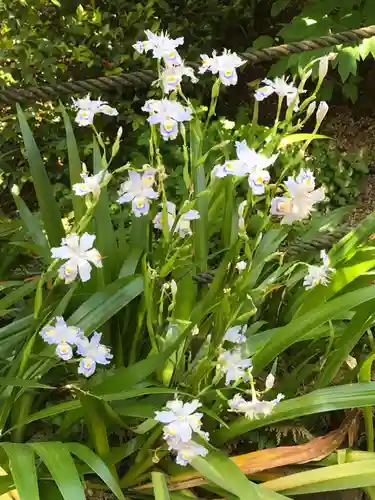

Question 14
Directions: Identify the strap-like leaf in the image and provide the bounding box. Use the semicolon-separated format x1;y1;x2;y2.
68;443;125;500
1;443;39;500
30;442;85;500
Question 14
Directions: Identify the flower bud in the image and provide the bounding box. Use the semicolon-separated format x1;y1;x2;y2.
170;279;177;299
318;56;329;81
316;101;329;125
306;101;316;119
11;184;20;196
265;373;275;390
117;126;123;138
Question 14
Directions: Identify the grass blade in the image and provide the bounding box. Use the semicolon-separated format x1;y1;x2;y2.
16;105;64;246
152;472;171;500
30;442;85;500
60;104;85;222
1;443;39;500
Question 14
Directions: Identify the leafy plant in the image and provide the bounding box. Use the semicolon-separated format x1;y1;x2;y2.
1;29;375;500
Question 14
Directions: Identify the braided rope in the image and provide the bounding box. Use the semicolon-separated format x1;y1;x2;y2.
1;26;375;106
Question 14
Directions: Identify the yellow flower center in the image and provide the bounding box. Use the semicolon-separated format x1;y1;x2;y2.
224;69;232;76
226;163;233;170
164;120;174;131
168;76;176;83
136;199;145;208
65;266;72;274
256;177;264;183
60;344;69;353
84;359;93;368
169;50;175;57
46;328;56;337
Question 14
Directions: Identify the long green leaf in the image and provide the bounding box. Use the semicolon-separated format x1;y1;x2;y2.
16;105;64;246
262;459;375;495
30;442;85;500
0;280;37;314
93;138;118;281
1;443;39;500
68;443;125;500
68;276;143;333
152;472;171;500
192;453;290;499
316;301;375;388
253;285;375;373
213;382;375;444
12;190;50;263
60;104;85;222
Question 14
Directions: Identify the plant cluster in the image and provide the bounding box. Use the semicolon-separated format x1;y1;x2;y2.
1;28;375;500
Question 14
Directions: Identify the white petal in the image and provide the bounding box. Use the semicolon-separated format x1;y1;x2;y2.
79;233;96;252
78;259;92;282
51;246;74;260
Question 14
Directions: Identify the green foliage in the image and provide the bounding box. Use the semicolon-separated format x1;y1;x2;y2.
0;20;375;500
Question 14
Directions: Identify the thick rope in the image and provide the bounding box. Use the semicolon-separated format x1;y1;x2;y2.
1;26;375;105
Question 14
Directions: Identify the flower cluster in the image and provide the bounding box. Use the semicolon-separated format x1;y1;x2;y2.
40;317;112;377
228;392;284;420
270;169;325;224
134;30;197;99
117;168;159;216
199;49;245;86
153;201;200;237
213;140;278;195
51;233;102;284
219;326;251;385
154;399;209;466
142;99;192;141
72;95;118;127
303;250;335;290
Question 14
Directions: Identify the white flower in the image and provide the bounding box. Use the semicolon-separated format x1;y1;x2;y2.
133;40;146;54
72;94;118;126
76;332;113;377
72;169;110;198
228;393;284;420
213;160;248;178
306;101;317;119
117;169;158;217
167;439;208;466
142;30;184;66
223;325;247;344
213;141;277;191
153;201;200;237
248;167;271;195
199;49;245;86
159;64;198;94
142;99;192;140
40;316;83;360
255;76;299;109
303;250;335;290
316;101;329;125
170;279;178;299
235;261;247;273
155;399;207;443
51;233;102;284
218;348;252;385
270;169;325;224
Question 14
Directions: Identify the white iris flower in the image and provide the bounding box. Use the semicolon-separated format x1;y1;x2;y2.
117;169;159;217
76;332;113;377
228;392;284;420
199;49;245;86
142;99;192;140
254;76;300;109
133;30;184;66
218;348;252;385
270;169;325;224
72;168;110;198
153;201;200;238
223;325;247;344
159;63;198;93
72;94;118;127
51;233;102;284
155;399;207;443
167;439;208;466
303;250;335;290
213;140;278;196
40;316;83;361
